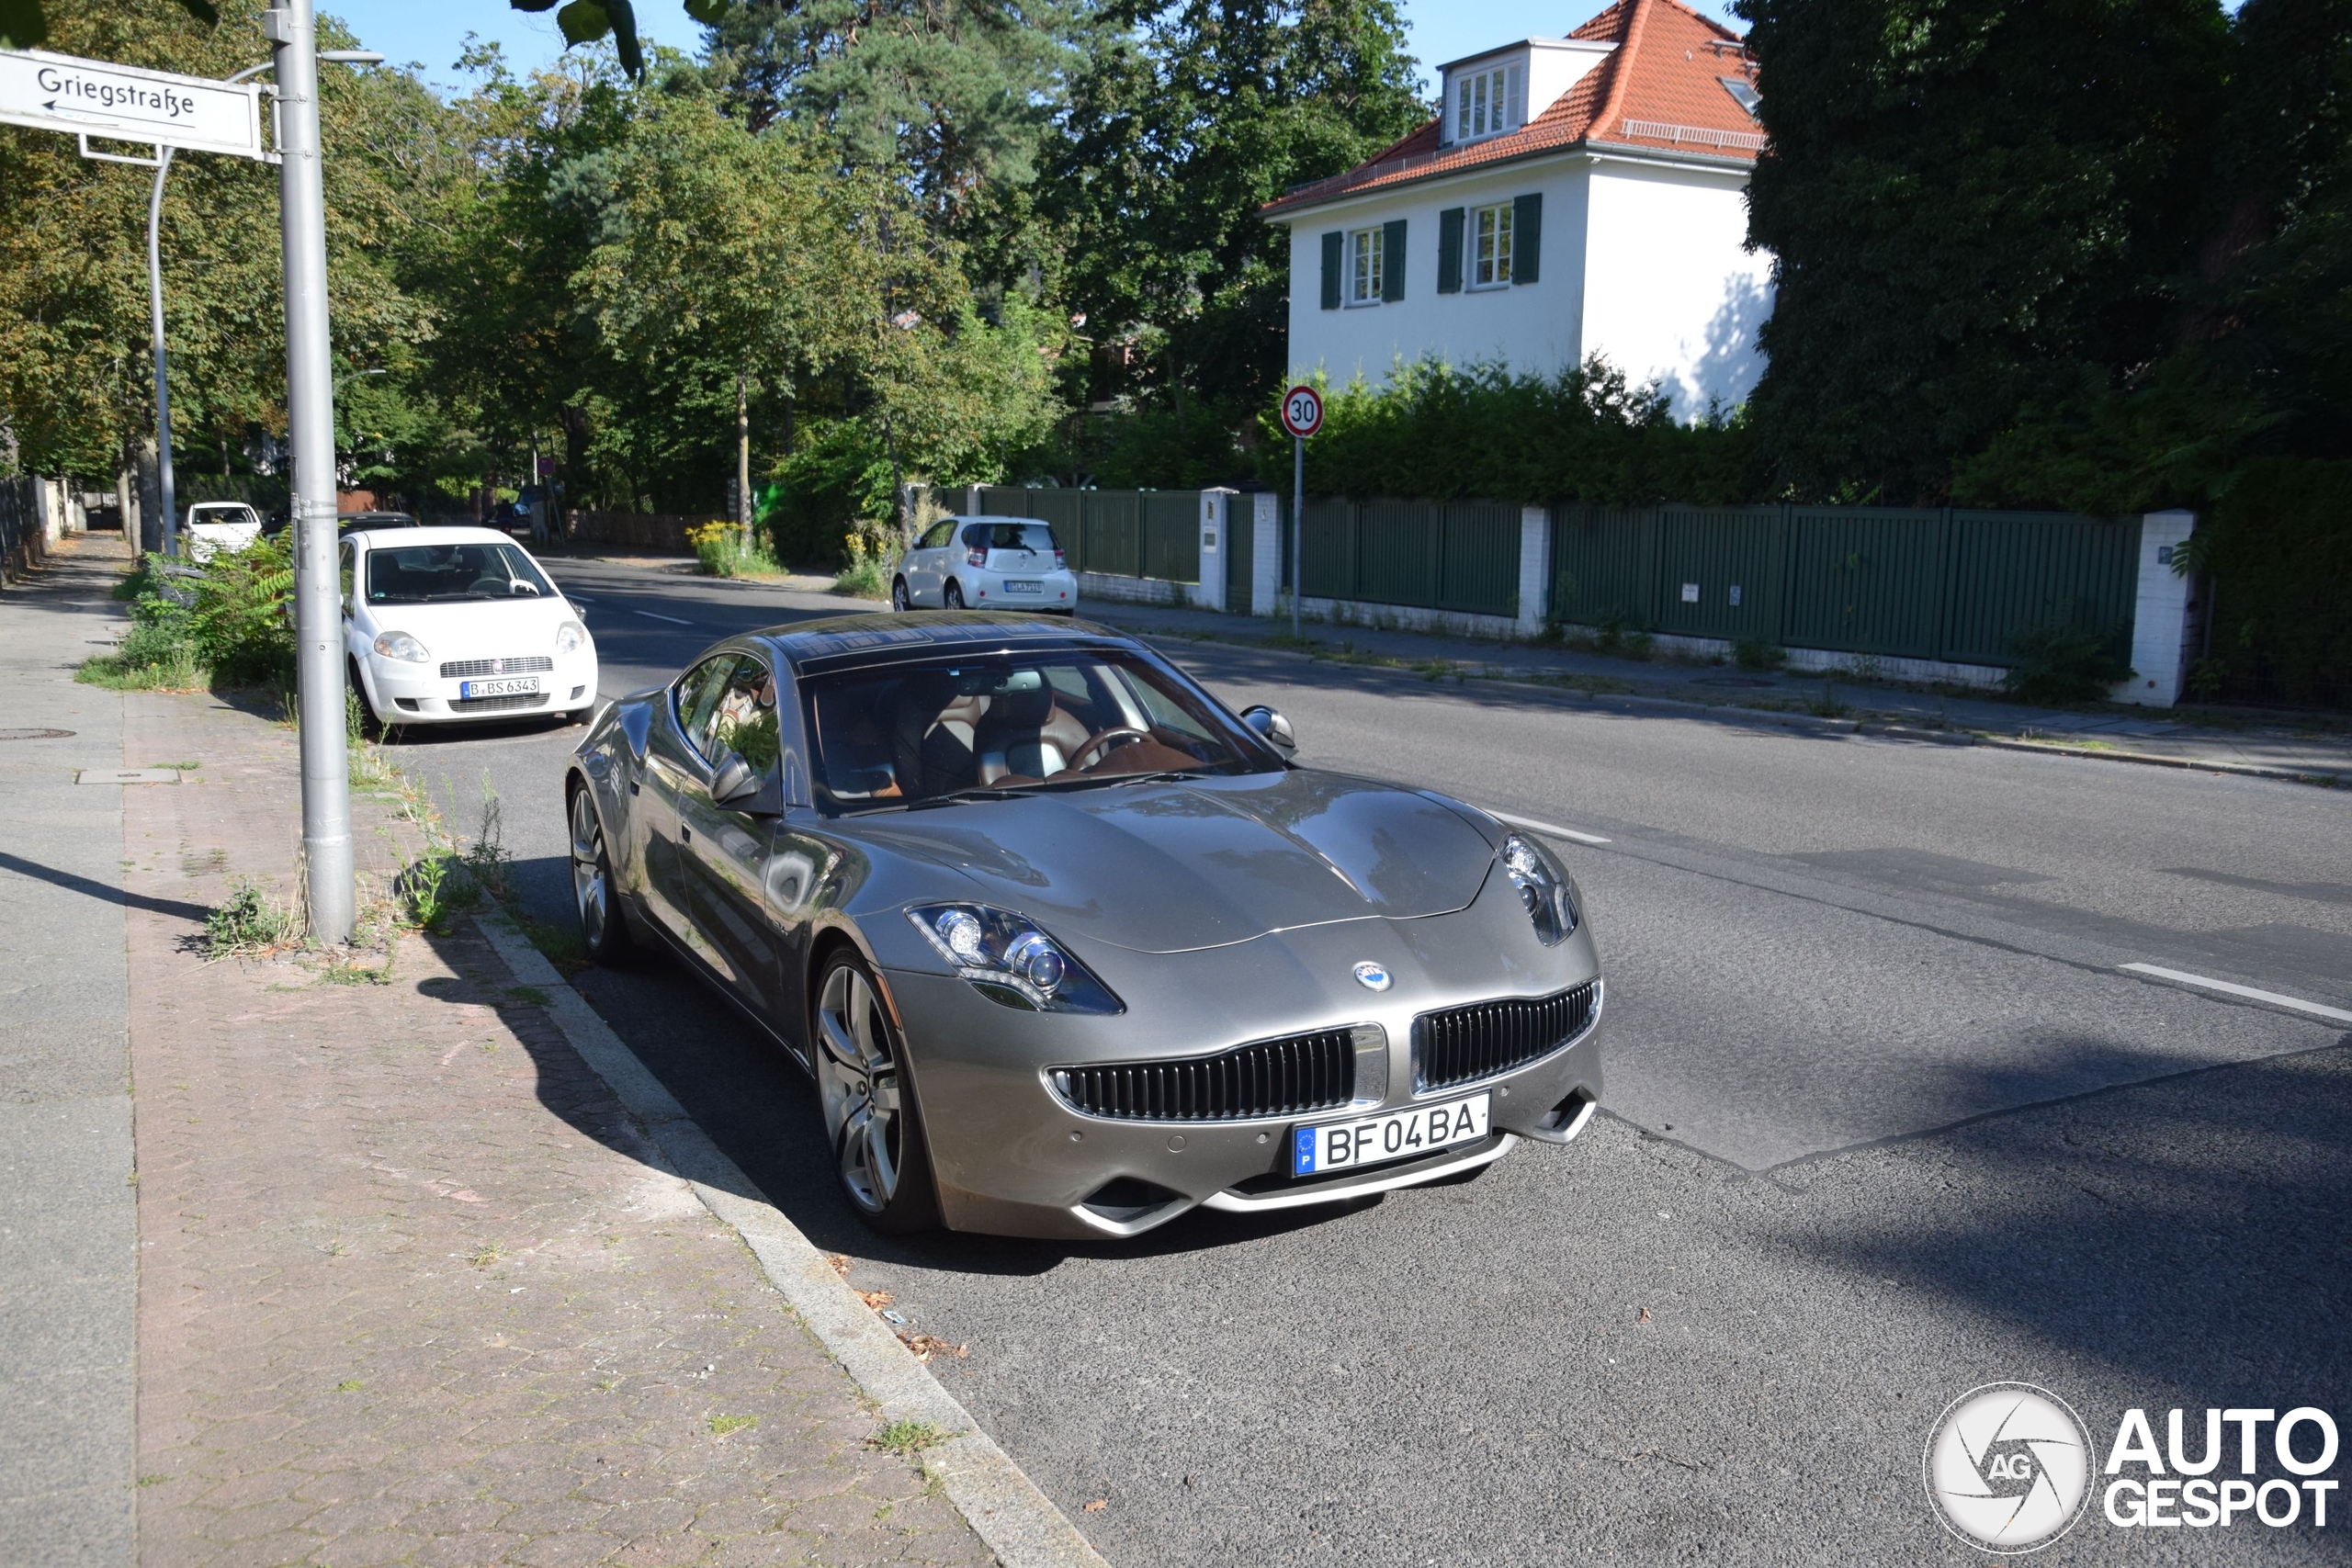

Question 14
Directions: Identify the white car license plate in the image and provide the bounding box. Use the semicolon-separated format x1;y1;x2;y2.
458;676;539;698
1003;579;1044;593
1293;1092;1490;1177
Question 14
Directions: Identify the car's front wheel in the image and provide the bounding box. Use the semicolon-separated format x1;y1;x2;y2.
568;784;635;964
812;949;940;1233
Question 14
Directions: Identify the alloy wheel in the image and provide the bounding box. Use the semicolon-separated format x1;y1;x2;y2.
891;579;910;611
816;961;904;1213
569;788;609;950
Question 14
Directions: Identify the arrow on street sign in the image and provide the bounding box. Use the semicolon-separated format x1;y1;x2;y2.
0;49;266;159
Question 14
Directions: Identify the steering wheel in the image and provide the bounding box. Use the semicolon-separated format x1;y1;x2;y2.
1069;727;1152;772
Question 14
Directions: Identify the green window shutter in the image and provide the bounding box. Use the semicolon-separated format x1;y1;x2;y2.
1438;208;1464;294
1319;231;1342;310
1512;193;1543;284
1382;219;1408;301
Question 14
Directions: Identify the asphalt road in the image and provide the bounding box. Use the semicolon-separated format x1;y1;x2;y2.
392;553;2352;1565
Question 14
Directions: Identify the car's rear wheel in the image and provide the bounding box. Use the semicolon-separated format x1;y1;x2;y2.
891;577;911;612
346;659;386;739
568;784;635;964
943;580;965;610
812;950;941;1233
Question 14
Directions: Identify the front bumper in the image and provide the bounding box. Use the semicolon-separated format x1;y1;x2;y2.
363;652;599;723
882;893;1604;1241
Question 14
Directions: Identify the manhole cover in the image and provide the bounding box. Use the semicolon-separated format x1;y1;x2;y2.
1694;676;1775;688
0;728;74;740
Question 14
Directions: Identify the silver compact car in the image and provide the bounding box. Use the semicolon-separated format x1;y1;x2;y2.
892;515;1078;615
564;613;1604;1239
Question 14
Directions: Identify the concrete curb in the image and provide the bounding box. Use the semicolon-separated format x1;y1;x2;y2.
474;913;1111;1568
1140;626;2349;789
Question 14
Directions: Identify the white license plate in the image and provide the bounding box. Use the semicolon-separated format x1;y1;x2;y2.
458;677;539;698
1292;1093;1490;1177
1003;579;1044;593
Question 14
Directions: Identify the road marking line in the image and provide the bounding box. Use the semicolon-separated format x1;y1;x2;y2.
1489;809;1611;846
633;610;694;626
2120;964;2352;1023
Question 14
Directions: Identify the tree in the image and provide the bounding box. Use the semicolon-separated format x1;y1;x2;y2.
1736;0;2232;502
1038;0;1425;414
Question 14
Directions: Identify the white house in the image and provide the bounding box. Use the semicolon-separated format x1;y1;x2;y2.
1261;0;1773;418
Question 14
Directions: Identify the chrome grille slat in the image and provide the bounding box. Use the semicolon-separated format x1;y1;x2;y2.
439;655;554;679
1051;1029;1355;1122
1413;982;1598;1091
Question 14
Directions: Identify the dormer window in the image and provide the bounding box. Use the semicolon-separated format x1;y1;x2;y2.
1720;76;1760;117
1452;60;1526;142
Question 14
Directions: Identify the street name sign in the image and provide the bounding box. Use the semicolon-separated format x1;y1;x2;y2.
0;49;265;159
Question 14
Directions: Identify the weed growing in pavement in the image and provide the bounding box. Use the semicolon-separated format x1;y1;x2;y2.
867;1419;948;1455
469;1244;503;1268
831;528;897;598
688;521;783;579
1734;637;1788;672
516;912;590;974
1805;682;1852;719
400;850;461;934
503;985;551;1007
463;773;514;901
201;877;301;958
708;1415;759;1438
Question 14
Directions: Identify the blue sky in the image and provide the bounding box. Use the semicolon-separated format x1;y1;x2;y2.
328;1;1747;98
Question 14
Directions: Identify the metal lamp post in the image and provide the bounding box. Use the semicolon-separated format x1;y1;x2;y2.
146;48;378;558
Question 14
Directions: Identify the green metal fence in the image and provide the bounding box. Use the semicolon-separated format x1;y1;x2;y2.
1551;502;2141;668
977;487;1200;583
1292;496;1521;618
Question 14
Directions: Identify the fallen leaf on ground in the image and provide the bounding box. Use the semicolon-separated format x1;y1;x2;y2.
855;1289;894;1310
1637;1307;1651;1323
1084;1499;1107;1513
823;1253;851;1277
900;1333;967;1363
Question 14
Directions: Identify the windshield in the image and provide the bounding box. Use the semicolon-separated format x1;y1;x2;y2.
969;523;1058;554
364;541;553;604
805;650;1274;812
190;504;257;525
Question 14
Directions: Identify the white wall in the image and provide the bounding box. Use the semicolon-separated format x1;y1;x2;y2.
1579;157;1772;417
1283;160;1592;391
1281;151;1770;421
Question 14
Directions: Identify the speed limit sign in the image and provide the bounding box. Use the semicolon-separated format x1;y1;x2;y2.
1280;384;1324;439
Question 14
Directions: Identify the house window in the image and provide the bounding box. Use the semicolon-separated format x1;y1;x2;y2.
1348;225;1385;305
1472;202;1514;288
1454;64;1515;141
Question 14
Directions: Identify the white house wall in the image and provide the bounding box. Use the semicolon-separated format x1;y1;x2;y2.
1282;160;1593;392
1578;157;1772;417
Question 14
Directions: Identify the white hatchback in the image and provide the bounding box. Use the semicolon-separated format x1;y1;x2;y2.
340;525;598;728
183;502;262;561
892;515;1077;615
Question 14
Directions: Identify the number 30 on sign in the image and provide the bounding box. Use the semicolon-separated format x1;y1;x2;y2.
1281;384;1323;439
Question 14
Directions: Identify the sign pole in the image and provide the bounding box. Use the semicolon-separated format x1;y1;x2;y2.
1291;434;1302;641
267;0;352;943
146;144;179;558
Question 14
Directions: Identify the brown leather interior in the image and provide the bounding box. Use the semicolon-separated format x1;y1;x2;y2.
976;683;1092;784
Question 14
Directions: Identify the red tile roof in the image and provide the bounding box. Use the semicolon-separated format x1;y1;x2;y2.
1261;0;1760;219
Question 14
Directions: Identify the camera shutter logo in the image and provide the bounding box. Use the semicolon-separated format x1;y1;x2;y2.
1923;1382;2093;1552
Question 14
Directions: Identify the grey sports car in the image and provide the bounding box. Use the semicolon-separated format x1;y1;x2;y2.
563;613;1605;1239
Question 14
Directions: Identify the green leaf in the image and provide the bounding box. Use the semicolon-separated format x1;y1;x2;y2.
509;0;560;13
0;0;50;50
680;0;729;24
605;0;641;79
554;0;609;49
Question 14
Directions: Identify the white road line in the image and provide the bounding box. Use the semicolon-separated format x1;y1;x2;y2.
2120;964;2352;1024
633;609;694;626
1488;809;1611;846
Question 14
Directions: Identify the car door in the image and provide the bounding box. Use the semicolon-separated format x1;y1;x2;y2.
908;518;956;604
673;652;788;1017
640;655;732;943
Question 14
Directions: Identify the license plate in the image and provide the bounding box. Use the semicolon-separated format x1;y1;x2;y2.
458;676;539;698
1004;579;1043;593
1293;1093;1490;1177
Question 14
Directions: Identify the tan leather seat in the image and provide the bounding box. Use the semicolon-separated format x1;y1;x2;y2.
977;684;1092;784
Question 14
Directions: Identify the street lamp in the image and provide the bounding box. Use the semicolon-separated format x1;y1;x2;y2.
149;48;380;558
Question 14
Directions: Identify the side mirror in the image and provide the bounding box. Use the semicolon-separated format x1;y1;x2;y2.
711;752;782;816
1241;705;1295;754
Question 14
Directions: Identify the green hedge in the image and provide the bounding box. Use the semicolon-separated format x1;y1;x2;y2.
2190;458;2352;708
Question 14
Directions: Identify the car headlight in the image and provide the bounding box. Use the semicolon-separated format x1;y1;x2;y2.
906;903;1124;1014
1500;832;1578;946
555;619;589;656
371;629;431;663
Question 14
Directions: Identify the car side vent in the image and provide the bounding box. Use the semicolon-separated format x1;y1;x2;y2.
1412;980;1599;1091
1050;1030;1355;1122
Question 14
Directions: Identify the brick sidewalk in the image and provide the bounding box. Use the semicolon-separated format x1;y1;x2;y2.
119;689;990;1566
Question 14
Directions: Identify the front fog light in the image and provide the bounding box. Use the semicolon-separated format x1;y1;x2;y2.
907;903;1120;1014
1500;831;1578;946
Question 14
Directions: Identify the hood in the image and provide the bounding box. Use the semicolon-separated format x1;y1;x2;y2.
366;594;578;660
853;771;1496;953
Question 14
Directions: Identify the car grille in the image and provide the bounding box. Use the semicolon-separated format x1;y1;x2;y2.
1413;981;1599;1091
439;655;553;679
449;692;550;714
1050;1029;1356;1122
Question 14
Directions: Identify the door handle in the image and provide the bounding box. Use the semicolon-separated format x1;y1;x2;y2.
681;825;692;842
